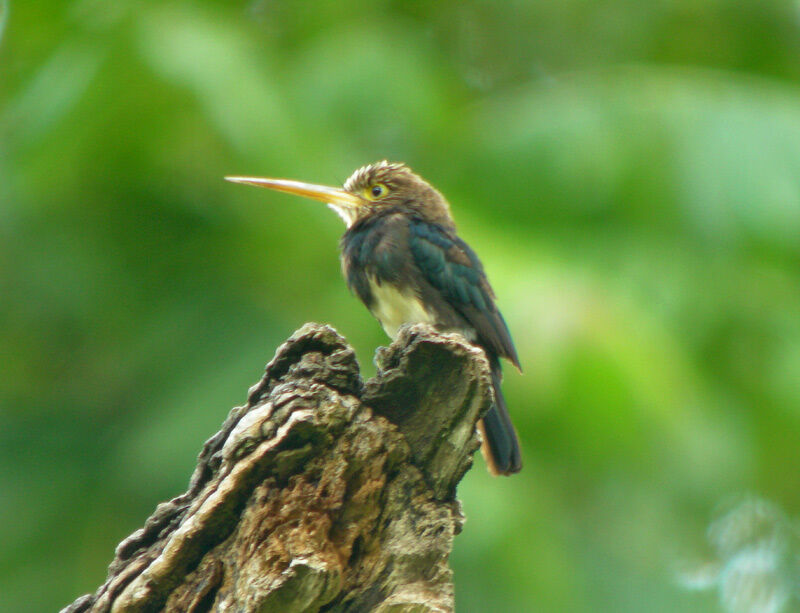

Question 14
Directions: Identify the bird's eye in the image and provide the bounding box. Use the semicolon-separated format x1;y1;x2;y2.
363;182;389;201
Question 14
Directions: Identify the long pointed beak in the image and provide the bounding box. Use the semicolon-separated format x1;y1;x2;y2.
224;176;363;212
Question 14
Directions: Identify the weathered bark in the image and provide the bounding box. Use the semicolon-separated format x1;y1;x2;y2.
63;323;493;613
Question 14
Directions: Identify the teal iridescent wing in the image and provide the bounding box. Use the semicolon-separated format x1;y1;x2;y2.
409;219;520;369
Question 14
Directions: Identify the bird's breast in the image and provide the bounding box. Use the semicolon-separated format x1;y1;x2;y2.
341;210;477;341
367;278;436;339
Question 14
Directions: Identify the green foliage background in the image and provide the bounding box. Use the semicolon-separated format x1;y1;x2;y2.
2;1;799;611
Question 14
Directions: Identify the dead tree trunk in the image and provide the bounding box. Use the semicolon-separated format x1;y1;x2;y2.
63;323;493;613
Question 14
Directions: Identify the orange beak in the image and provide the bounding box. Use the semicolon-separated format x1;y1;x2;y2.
224;175;363;219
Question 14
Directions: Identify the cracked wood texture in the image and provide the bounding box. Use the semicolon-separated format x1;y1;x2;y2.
62;323;493;613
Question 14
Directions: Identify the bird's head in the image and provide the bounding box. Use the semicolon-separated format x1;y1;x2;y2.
226;161;454;229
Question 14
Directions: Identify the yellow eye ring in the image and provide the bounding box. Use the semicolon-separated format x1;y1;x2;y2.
364;183;388;200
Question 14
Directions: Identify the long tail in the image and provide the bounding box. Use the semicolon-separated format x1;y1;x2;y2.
478;357;522;475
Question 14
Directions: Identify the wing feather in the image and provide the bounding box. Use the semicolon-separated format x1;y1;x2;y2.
409;219;520;369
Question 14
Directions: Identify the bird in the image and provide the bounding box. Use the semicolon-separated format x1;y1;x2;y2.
225;161;522;475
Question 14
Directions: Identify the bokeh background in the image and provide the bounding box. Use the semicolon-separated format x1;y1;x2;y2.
2;1;800;611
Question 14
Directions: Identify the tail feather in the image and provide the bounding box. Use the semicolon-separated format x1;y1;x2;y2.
479;358;522;475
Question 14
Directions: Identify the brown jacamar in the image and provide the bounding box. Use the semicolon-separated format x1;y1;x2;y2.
226;161;522;475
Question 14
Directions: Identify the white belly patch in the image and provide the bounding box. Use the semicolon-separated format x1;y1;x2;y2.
368;279;436;339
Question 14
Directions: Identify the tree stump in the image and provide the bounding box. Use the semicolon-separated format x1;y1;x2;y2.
63;323;493;613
